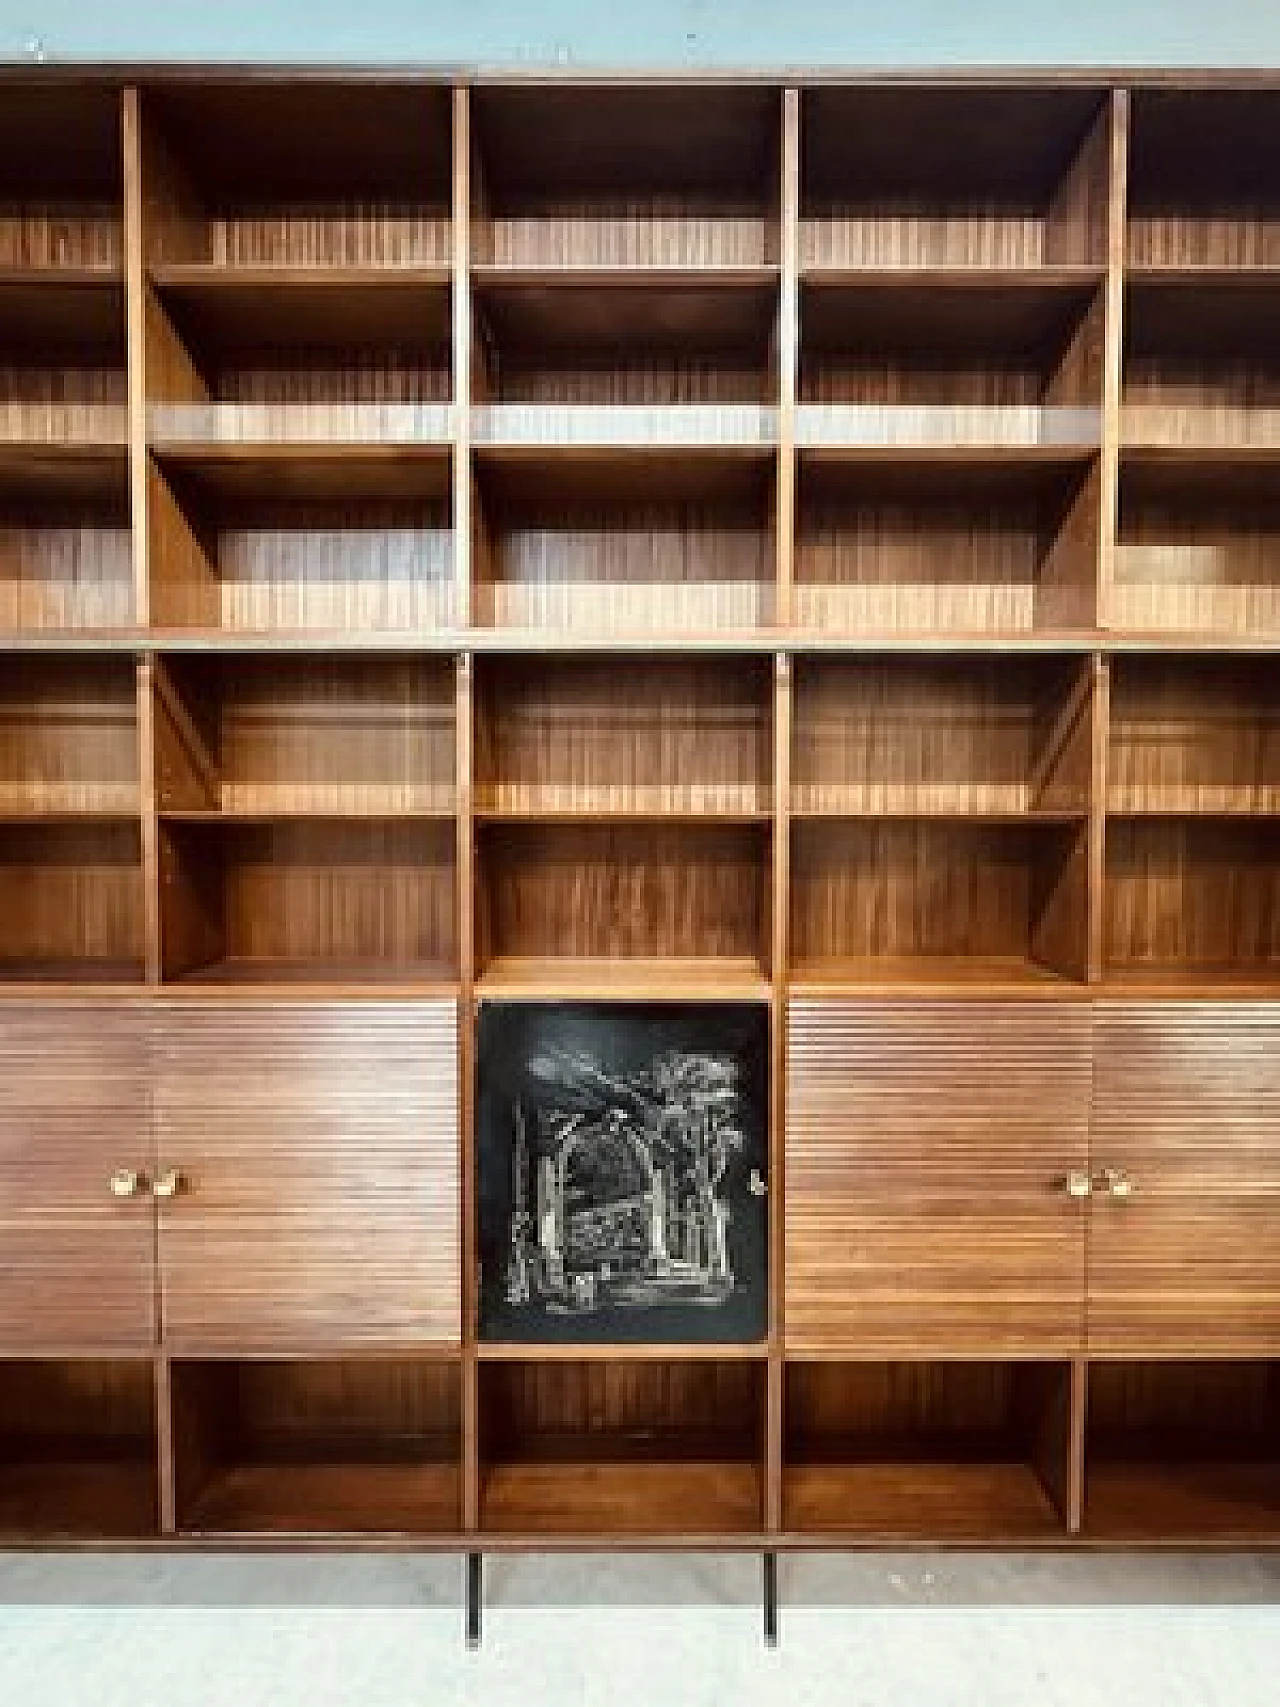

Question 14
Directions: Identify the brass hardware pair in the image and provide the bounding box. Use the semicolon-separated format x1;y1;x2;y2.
1062;1168;1137;1201
108;1168;186;1200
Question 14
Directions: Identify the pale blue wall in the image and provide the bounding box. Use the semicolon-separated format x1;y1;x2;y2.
0;0;1278;68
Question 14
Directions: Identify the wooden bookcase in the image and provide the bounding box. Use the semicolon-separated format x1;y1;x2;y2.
0;72;1276;1591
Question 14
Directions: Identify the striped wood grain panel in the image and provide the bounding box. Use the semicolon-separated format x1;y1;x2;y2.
0;508;134;632
0;1005;153;1348
152;1000;460;1348
786;1000;1092;1354
1090;1004;1280;1354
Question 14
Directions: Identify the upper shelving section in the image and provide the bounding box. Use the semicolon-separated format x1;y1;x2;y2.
0;83;122;278
470;84;780;274
1127;88;1280;275
800;84;1111;273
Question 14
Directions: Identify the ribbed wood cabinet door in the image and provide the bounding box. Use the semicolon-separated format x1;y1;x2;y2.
152;1001;460;1349
1090;1003;1280;1356
0;1005;154;1349
786;1000;1092;1355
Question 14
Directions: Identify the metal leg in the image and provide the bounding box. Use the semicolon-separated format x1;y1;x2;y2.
466;1551;483;1649
762;1550;779;1648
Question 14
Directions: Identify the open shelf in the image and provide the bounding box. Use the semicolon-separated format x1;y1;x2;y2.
146;454;454;633
784;1360;1073;1541
158;818;457;986
1103;817;1279;985
794;455;1100;637
475;820;771;989
471;85;778;272
798;274;1103;454
142;83;451;272
1113;460;1280;639
0;655;139;818
0;279;126;459
790;817;1089;988
480;1357;765;1537
154;654;455;818
1127;90;1280;272
1108;655;1278;815
0;819;143;982
0;1358;157;1539
146;258;451;452
471;279;776;450
1084;1360;1280;1542
802;85;1109;272
792;655;1091;818
0;85;122;275
0;492;134;634
1123;281;1280;457
472;451;774;636
475;655;771;819
172;1357;461;1535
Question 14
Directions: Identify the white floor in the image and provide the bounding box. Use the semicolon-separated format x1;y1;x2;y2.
0;1551;1276;1705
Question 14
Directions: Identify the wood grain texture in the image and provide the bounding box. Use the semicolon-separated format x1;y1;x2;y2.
785;1001;1091;1353
0;821;143;977
0;1006;154;1348
0;655;139;816
171;1355;460;1534
152;1001;460;1348
1090;1006;1280;1353
0;1357;158;1537
475;656;771;817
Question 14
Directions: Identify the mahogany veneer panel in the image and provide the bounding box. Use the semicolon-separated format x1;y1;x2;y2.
475;655;772;817
1084;1360;1280;1541
0;1008;153;1348
786;1001;1091;1354
1090;1007;1280;1355
172;1356;461;1534
152;1001;460;1348
0;1358;157;1538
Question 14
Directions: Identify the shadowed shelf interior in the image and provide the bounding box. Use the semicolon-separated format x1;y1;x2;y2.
0;72;1275;1557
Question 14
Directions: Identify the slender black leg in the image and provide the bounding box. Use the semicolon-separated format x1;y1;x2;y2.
466;1552;483;1649
762;1550;779;1648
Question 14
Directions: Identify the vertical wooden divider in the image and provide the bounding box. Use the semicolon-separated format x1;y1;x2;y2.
451;82;480;1536
767;87;801;1536
123;84;174;1532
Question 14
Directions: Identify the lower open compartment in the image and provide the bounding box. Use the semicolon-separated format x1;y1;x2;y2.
784;1360;1074;1542
171;1357;462;1536
1083;1360;1280;1543
0;1358;158;1539
479;1357;766;1538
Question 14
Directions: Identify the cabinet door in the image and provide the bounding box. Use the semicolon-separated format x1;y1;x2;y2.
1090;1003;1280;1355
0;1005;154;1348
786;1000;1091;1356
153;1001;460;1350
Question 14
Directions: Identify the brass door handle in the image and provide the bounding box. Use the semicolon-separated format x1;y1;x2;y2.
1097;1167;1137;1201
1061;1169;1093;1200
152;1167;186;1200
108;1168;147;1200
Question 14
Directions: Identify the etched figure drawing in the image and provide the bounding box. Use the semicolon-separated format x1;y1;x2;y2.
477;1003;768;1343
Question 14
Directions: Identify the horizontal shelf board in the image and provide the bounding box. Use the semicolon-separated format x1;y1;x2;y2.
475;954;772;999
1083;1461;1280;1544
182;1462;461;1538
789;955;1084;996
796;408;1101;456
0;1461;156;1541
1126;264;1280;287
789;804;1087;825
159;805;457;825
0;806;140;824
783;1462;1063;1541
1101;963;1280;995
166;957;459;992
152;263;453;290
1122;442;1280;467
471;263;780;290
0;444;129;503
1105;803;1280;819
150;406;454;449
479;1461;763;1537
147;443;452;502
0;957;145;986
471;405;778;451
800;264;1105;289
